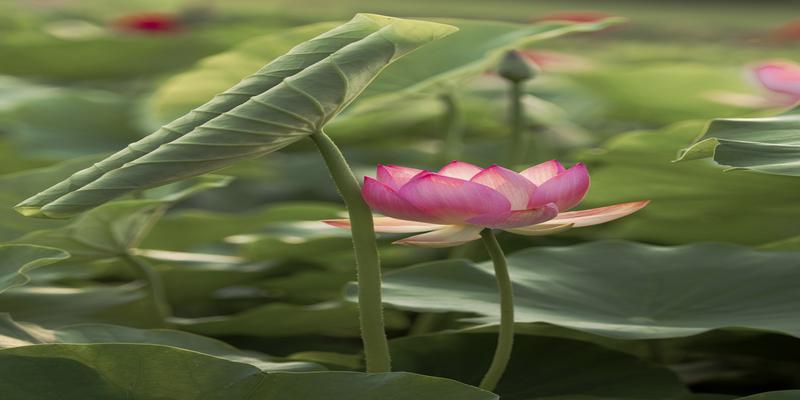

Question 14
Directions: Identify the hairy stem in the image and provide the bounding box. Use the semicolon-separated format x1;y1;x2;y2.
310;129;391;373
439;93;465;163
507;81;528;166
121;253;172;323
479;229;514;391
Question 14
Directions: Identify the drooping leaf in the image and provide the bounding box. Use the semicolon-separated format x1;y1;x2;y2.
370;241;800;340
0;156;100;241
16;175;231;262
390;332;687;400
678;107;800;176
0;244;69;293
0;314;320;372
17;14;458;218
572;121;800;245
0;344;497;399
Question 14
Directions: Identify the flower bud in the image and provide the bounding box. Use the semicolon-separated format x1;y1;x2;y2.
497;50;539;83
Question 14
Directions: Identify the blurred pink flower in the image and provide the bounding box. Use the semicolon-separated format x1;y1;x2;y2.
112;12;182;34
752;61;800;103
325;160;649;247
519;50;591;72
705;61;800;108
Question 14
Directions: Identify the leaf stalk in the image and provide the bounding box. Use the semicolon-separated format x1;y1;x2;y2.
310;129;391;373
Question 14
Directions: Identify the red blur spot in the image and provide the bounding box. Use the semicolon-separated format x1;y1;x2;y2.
112;12;182;34
771;19;800;41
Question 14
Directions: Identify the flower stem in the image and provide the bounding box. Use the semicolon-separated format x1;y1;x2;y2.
121;253;172;323
507;81;527;166
479;228;514;392
439;93;465;163
310;129;391;373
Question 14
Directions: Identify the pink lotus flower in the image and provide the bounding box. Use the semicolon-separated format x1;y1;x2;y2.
325;160;649;247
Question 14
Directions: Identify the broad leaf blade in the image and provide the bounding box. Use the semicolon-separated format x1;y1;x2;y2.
18;14;457;218
678;107;800;176
391;332;687;400
370;241;800;340
0;314;320;372
0;344;497;399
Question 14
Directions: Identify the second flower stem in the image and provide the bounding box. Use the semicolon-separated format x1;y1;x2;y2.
439;93;465;163
479;228;514;392
310;129;391;373
507;81;527;166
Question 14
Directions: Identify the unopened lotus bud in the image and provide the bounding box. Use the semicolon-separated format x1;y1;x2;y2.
497;50;539;82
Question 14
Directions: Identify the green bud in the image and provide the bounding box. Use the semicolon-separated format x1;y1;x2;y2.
497;50;538;82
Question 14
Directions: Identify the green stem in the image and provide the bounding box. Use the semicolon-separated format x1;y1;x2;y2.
439;93;465;163
310;129;391;373
507;81;527;166
479;229;514;392
121;253;172;323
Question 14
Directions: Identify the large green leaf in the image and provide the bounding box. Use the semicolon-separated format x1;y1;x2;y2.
0;244;69;293
572;121;800;245
17;14;457;219
678;107;800;177
0;314;320;372
0;344;497;399
370;241;800;340
390;332;687;400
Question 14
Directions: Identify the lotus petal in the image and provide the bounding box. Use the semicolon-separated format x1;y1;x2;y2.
394;225;483;248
